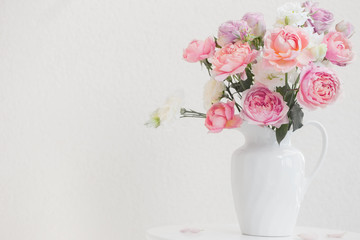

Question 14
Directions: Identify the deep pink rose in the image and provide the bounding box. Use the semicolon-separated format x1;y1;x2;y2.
205;101;242;133
336;20;355;38
211;42;258;81
217;20;251;47
303;1;334;34
183;37;216;63
323;31;354;66
263;26;311;72
242;12;266;38
297;63;340;109
240;83;289;128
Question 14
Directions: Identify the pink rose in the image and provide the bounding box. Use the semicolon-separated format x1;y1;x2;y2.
205;101;242;133
217;20;251;47
323;31;354;66
303;1;334;34
263;26;311;72
183;37;216;63
211;42;258;81
335;20;355;38
297;63;340;109
242;12;266;38
240;83;289;128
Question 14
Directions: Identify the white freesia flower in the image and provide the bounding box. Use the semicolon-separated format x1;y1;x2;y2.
253;58;297;90
145;91;184;128
275;2;310;27
203;79;225;110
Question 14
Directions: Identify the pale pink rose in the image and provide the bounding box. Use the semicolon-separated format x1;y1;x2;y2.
303;1;334;34
183;37;216;63
336;20;355;38
217;20;251;47
240;83;289;128
242;12;266;38
263;26;311;72
297;63;340;109
323;31;354;66
205;101;242;133
211;42;258;81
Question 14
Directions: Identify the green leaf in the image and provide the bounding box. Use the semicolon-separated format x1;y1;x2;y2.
231;78;252;92
289;103;304;131
231;67;254;92
214;37;222;48
276;124;289;145
276;84;289;97
245;66;254;77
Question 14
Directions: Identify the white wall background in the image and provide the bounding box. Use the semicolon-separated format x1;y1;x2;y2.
0;0;359;239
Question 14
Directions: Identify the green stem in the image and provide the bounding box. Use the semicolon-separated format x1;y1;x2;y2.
181;108;206;118
225;83;242;112
202;59;212;76
180;115;206;119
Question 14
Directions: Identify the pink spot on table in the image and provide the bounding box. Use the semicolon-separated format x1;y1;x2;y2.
180;228;203;234
327;232;346;238
298;233;318;240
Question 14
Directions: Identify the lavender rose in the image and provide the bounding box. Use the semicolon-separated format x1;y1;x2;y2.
217;20;251;47
242;12;266;38
303;1;334;34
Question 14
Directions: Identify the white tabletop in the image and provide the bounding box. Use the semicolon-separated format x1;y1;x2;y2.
146;224;360;240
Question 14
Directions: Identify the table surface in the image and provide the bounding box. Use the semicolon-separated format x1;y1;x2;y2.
146;224;360;240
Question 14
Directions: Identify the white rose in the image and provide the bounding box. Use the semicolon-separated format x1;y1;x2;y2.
203;79;225;110
303;27;327;62
275;2;310;27
145;91;184;128
308;43;327;62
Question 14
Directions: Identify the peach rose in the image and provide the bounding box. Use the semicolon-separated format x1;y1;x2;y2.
211;42;258;81
240;83;289;128
297;63;340;109
323;31;354;66
263;26;311;72
183;37;216;63
205;101;242;133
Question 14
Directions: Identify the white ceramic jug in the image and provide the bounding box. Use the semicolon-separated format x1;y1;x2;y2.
231;121;328;237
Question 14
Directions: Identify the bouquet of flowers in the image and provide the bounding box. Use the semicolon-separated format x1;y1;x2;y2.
146;1;355;144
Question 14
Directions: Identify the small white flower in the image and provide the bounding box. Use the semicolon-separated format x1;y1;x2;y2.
253;59;284;90
275;2;310;27
145;111;161;128
203;79;225;110
145;91;184;128
253;58;298;90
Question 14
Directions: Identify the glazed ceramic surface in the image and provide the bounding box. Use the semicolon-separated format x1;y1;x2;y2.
231;122;327;237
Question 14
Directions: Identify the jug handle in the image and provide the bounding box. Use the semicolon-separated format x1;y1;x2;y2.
303;121;328;190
